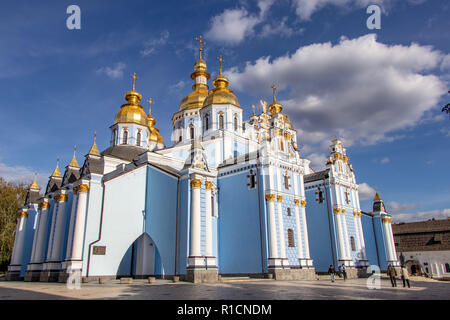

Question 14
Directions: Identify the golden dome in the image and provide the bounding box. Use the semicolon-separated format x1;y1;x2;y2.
30;175;40;191
268;85;283;114
149;127;164;144
203;56;240;108
114;90;149;127
179;57;211;111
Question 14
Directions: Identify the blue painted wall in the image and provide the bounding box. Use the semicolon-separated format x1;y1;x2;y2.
20;208;38;277
361;214;380;268
304;184;336;272
218;168;264;274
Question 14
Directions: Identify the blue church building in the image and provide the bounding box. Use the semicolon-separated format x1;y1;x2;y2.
6;39;399;283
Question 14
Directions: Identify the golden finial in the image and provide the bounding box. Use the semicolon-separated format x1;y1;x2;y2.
147;98;153;115
271;84;277;102
51;157;62;178
217;56;224;75
195;35;205;59
131;72;138;91
88;131;101;157
30;173;40;191
68;145;80;168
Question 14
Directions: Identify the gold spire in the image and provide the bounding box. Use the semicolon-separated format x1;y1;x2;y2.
30;173;40;191
268;84;283;114
68;145;80;168
374;192;382;201
88;132;101;157
147;98;156;127
51;158;62;178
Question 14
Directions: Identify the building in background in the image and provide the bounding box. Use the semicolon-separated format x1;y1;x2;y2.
393;219;450;280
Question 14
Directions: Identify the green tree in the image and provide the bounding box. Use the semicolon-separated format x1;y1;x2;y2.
442;90;450;115
0;177;28;271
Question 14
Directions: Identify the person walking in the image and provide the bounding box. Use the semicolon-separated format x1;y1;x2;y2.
401;265;411;288
342;264;347;281
328;265;336;282
387;263;397;287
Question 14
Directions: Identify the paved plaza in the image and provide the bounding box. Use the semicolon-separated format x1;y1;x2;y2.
0;276;448;300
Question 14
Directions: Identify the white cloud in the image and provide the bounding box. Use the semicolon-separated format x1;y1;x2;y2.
441;128;450;137
0;161;48;191
206;8;260;45
206;0;281;45
260;17;304;38
441;54;450;71
380;157;390;164
392;208;450;223
386;201;418;213
226;34;447;163
141;30;170;57
96;62;126;79
358;182;376;201
291;0;425;21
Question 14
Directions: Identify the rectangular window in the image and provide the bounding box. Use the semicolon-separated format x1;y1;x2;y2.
211;196;214;217
287;208;291;216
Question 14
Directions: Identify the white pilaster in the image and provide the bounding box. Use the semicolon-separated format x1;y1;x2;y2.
69;184;89;262
204;181;213;257
33;201;50;264
190;179;202;258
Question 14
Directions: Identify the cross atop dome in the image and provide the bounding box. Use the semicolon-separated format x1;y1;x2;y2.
217;56;224;75
131;72;138;91
195;35;205;59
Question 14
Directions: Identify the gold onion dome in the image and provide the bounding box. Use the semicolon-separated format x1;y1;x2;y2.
268;84;283;114
146;99;164;144
179;36;210;111
374;192;382;201
114;73;149;127
203;56;240;108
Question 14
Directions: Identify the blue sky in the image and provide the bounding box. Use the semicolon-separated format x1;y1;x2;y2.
0;0;449;222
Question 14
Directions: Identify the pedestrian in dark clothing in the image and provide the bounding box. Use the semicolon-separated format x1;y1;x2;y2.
401;266;411;288
342;264;347;281
387;264;397;287
328;265;336;282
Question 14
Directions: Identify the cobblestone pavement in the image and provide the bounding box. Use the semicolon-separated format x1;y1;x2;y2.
0;276;448;300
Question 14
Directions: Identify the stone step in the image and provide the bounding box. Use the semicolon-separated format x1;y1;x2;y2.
219;276;273;282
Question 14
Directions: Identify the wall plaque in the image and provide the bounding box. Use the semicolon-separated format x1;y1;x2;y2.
93;246;106;255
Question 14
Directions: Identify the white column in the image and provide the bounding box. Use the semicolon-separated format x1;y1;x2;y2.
294;202;304;259
341;210;351;259
49;192;68;262
29;210;41;264
190;179;202;257
266;194;278;259
46;199;59;261
382;217;395;261
276;196;286;260
354;191;367;259
300;203;310;259
34;201;50;263
10;210;28;265
387;220;398;261
65;190;79;260
204;181;213;257
334;209;347;261
70;185;89;261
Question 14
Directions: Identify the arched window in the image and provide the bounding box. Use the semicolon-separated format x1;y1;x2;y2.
445;263;450;273
190;125;195;140
350;236;356;251
219;114;224;130
280;139;284;151
112;129;117;146
179;135;182;142
136;131;141;146
122;130;128;145
204;114;209;131
287;229;295;247
234;115;238;131
287;208;291;216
